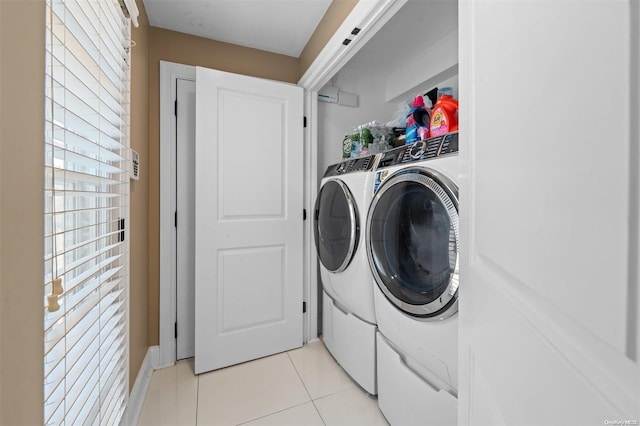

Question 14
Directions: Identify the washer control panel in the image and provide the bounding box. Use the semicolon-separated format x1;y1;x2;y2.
323;154;377;178
376;132;459;170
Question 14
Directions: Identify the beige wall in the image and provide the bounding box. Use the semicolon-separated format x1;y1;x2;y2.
1;0;3;417
0;1;45;424
129;0;151;390
0;1;153;422
146;28;300;344
144;1;355;346
299;0;358;79
0;0;351;420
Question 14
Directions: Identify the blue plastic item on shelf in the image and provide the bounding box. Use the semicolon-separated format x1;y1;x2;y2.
405;95;430;144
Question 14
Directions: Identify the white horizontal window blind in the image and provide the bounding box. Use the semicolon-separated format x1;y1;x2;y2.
44;0;131;425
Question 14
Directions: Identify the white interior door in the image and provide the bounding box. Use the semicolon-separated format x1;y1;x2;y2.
176;78;196;360
459;1;640;424
194;66;304;374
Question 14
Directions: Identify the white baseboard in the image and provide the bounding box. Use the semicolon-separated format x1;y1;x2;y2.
148;345;162;369
122;346;160;426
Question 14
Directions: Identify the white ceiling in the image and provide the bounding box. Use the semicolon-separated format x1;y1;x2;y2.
142;0;333;57
344;0;458;76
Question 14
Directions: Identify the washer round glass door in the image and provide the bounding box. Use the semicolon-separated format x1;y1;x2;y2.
366;168;459;319
314;179;359;273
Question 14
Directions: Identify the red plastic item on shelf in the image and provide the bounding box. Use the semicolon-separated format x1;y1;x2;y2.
429;95;458;136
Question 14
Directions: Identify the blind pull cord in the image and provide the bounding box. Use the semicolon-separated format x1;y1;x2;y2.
46;17;63;312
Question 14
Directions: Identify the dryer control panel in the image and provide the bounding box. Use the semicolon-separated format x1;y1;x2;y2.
323;154;377;178
376;131;459;170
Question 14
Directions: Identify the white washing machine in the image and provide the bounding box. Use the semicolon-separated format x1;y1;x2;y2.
367;132;460;425
314;154;378;395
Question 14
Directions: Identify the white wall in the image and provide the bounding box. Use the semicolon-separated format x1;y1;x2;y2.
317;66;399;179
317;66;460;180
314;2;461;329
315;66;398;330
385;29;459;103
458;1;640;424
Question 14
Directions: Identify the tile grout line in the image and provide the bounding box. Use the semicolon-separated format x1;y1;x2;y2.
233;352;320;426
289;342;366;402
310;399;328;426
195;372;200;426
286;349;327;426
234;401;318;426
286;350;314;402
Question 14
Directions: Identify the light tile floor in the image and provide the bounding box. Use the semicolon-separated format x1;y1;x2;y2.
137;340;389;426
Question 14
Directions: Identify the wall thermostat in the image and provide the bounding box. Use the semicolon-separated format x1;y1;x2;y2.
130;149;140;180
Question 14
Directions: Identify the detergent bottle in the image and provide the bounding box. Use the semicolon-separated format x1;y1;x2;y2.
405;95;431;144
429;94;458;137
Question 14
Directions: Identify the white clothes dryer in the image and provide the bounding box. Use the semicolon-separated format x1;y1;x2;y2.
314;154;379;395
367;132;460;425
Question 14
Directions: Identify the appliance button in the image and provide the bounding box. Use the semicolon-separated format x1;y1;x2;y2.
409;140;427;159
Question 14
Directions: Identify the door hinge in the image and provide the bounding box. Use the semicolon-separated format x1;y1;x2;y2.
174;100;178;117
303;116;307;128
303;209;307;221
174;211;177;228
174;322;177;339
303;301;307;313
